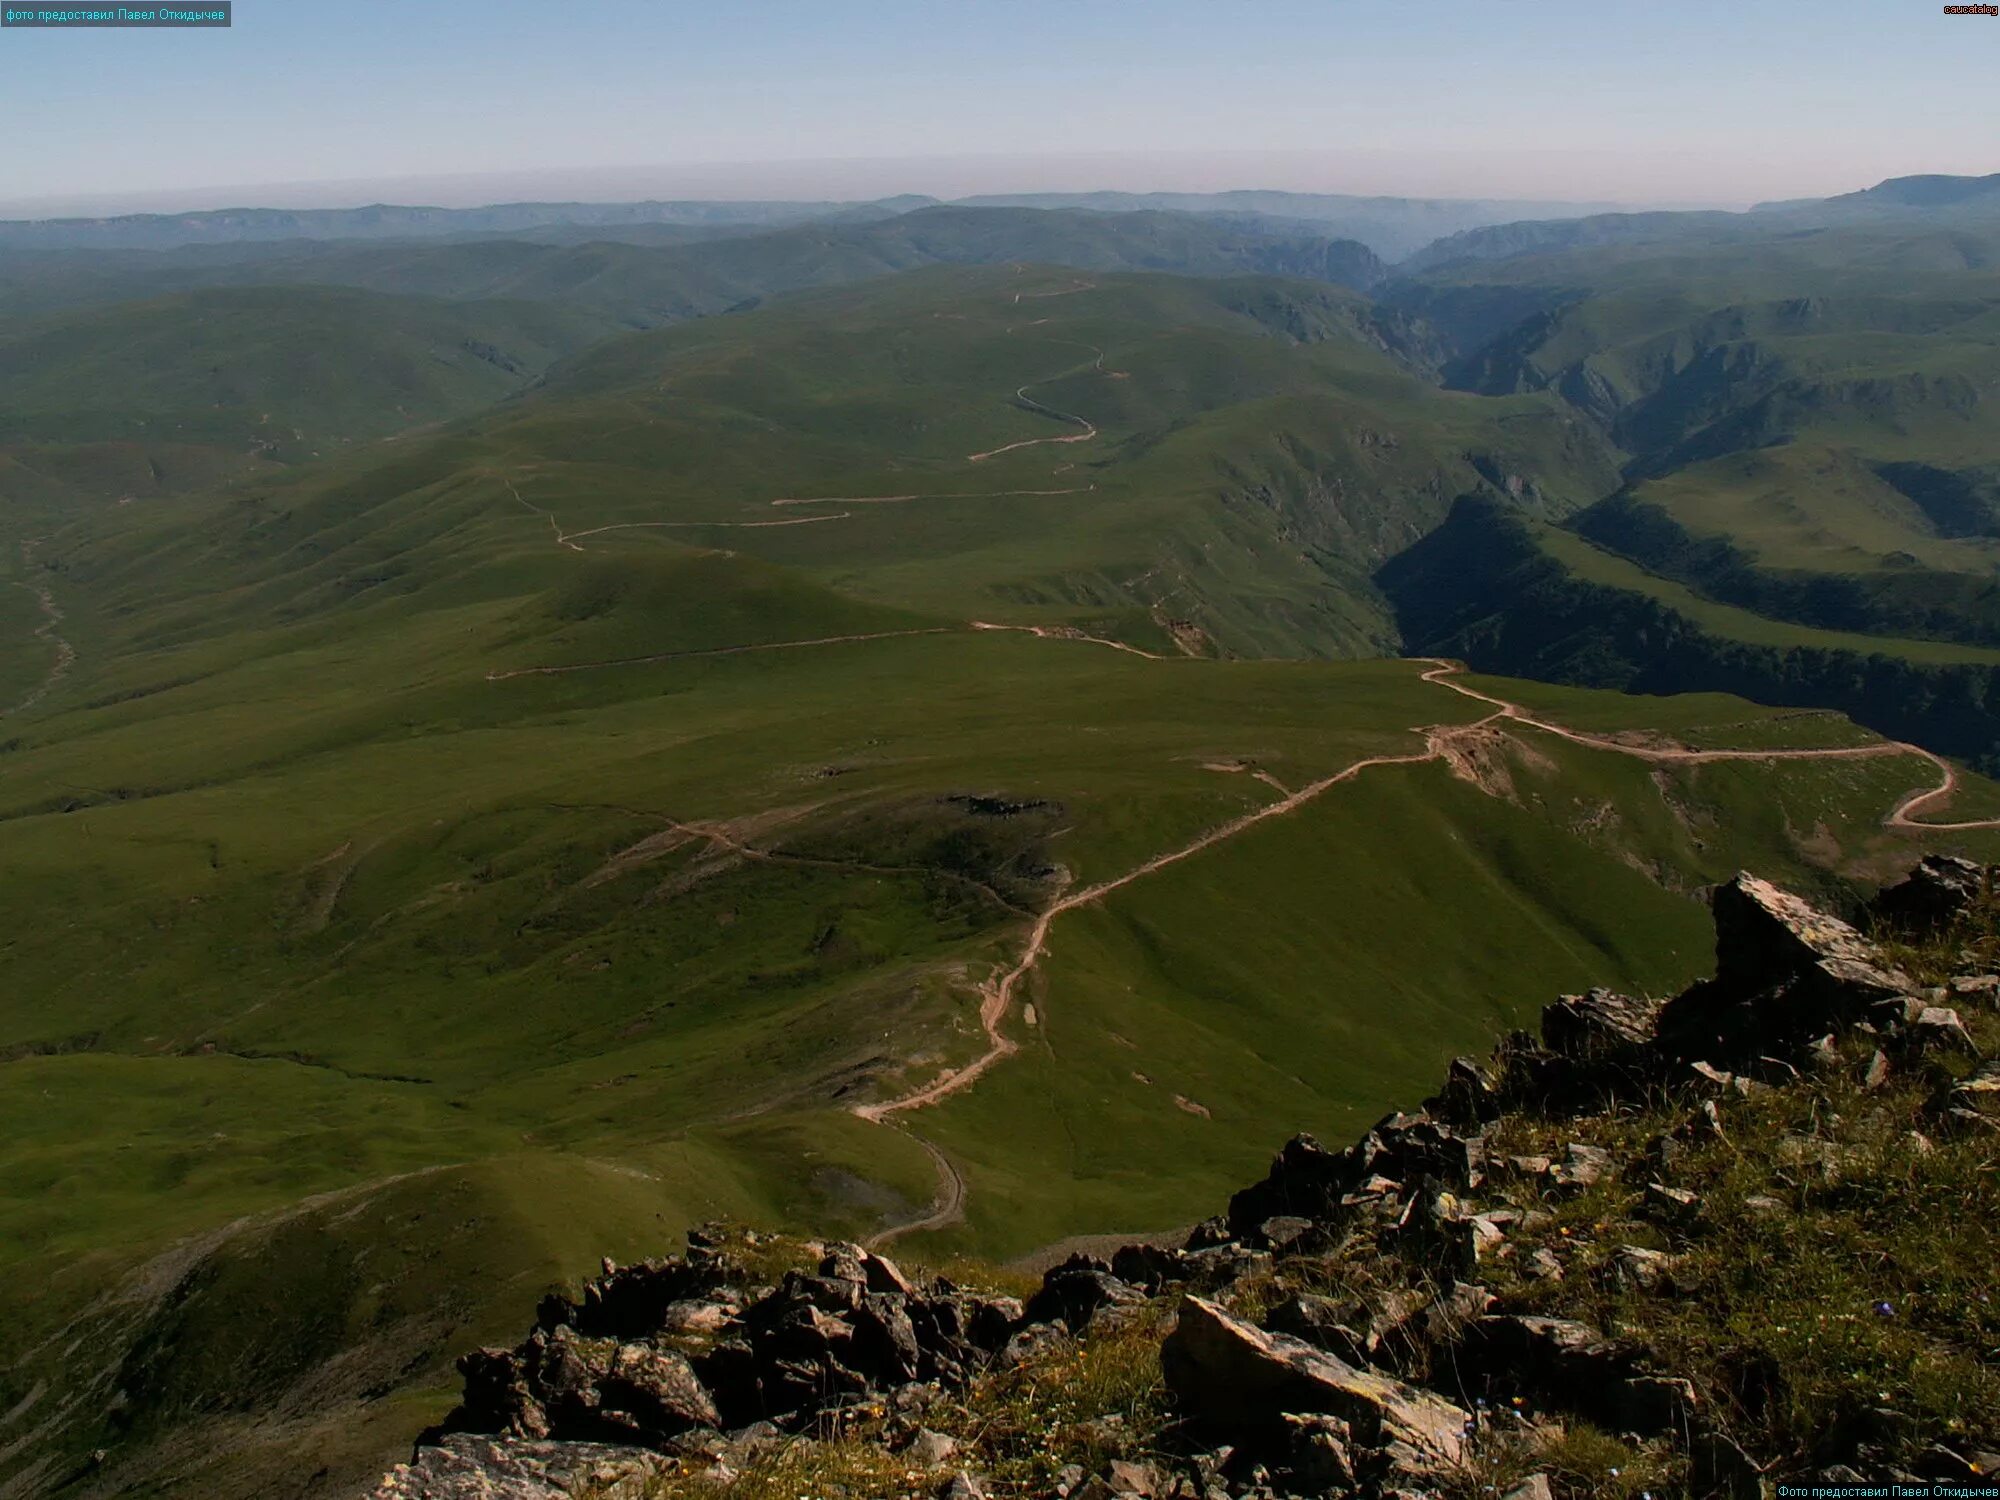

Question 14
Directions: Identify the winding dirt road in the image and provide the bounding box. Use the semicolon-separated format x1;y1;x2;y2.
484;627;954;682
865;1136;967;1250
849;652;2000;1239
499;280;1110;554
2;541;75;719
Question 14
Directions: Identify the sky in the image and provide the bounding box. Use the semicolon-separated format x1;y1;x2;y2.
0;0;1993;216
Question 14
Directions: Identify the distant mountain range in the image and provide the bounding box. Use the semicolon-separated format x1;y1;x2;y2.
6;174;1999;270
0;189;1622;261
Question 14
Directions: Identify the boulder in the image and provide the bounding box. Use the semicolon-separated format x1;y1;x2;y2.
1160;1298;1468;1475
599;1344;719;1436
370;1434;663;1499
1608;1245;1677;1293
1106;1458;1162;1496
1426;1054;1501;1126
998;1320;1073;1368
1541;989;1664;1065
1949;1060;2000;1120
1659;875;1918;1064
1458;1314;1646;1412
1263;1294;1370;1366
1022;1260;1146;1334
1910;1006;1978;1057
1550;1141;1611;1193
860;1250;919;1299
850;1294;923;1383
1871;855;1986;931
905;1428;958;1466
962;1294;1024;1352
1283;1413;1356;1489
1499;1478;1554;1500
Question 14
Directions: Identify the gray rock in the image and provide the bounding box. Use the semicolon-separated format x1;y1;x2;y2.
1257;1214;1317;1252
1950;1060;2000;1118
1541;988;1664;1061
861;1250;919;1299
1106;1458;1161;1495
998;1320;1073;1368
905;1428;958;1466
1263;1294;1369;1365
1871;854;1986;931
370;1434;663;1499
1609;1244;1676;1292
1500;1477;1554;1500
1551;1141;1611;1192
1656;874;1918;1067
1643;1181;1700;1225
1283;1413;1354;1488
1160;1297;1468;1475
1951;973;2000;1006
1912;1005;1978;1056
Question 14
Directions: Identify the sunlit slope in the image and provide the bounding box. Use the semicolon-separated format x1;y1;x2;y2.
48;266;1616;668
0;284;620;457
0;205;1392;324
0;283;623;527
1378;224;2000;732
7;611;1999;1493
1381;496;2000;765
9;255;2000;1499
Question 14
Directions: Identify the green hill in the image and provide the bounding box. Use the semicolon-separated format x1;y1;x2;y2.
6;255;1996;1497
0;285;619;457
0;206;1389;327
41;266;1607;668
1373;222;2000;748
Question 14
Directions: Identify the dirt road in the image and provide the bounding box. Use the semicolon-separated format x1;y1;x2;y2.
852;653;2000;1239
1;541;76;719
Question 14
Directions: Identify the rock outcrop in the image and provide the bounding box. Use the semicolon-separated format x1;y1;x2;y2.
374;866;2000;1500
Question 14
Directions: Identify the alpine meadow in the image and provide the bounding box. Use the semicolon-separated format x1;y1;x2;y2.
5;7;2000;1499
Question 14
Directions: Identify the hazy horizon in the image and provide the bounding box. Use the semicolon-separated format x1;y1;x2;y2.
2;0;1993;219
0;151;1744;222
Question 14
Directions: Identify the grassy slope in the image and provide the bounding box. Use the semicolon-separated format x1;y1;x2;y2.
0;285;620;459
5;259;1999;1496
1389;223;2000;665
0;206;1391;327
1535;526;2000;664
39;266;1612;668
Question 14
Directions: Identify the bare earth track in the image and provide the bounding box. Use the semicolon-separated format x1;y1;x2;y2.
847;651;2000;1244
479;280;2000;1244
1;540;76;720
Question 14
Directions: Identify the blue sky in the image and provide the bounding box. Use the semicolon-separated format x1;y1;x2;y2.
1;0;1992;213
